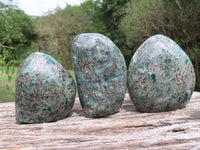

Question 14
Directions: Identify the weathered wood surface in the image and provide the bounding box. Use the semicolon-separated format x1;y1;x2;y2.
0;92;200;150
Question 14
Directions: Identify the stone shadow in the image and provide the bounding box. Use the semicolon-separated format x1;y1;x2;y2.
71;108;84;116
121;99;137;112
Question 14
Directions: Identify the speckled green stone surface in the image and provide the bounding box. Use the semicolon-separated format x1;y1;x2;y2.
15;52;76;123
71;33;127;118
128;34;196;112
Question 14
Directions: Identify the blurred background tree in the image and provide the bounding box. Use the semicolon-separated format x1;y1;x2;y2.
36;5;93;69
0;0;37;67
120;0;200;90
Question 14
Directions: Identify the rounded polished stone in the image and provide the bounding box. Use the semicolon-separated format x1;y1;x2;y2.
128;34;196;112
71;33;127;118
15;52;76;123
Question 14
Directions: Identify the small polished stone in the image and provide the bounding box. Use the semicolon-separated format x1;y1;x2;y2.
15;52;76;123
128;34;196;112
71;33;127;118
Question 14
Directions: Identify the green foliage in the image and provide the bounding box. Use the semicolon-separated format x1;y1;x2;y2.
0;47;15;64
120;0;200;91
35;0;133;68
80;0;132;65
0;4;37;69
81;0;107;34
0;0;15;8
120;0;161;49
36;5;93;69
0;7;37;48
96;0;129;46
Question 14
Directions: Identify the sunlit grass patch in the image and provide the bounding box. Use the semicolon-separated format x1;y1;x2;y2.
0;67;18;103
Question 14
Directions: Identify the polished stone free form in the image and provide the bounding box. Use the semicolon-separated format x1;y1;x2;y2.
15;52;76;123
71;33;127;118
128;34;196;112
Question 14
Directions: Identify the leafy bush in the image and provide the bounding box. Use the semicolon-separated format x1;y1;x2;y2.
36;5;93;69
120;0;200;91
0;5;37;68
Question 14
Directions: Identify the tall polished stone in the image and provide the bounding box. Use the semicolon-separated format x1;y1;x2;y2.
15;52;76;123
128;34;196;112
71;33;127;118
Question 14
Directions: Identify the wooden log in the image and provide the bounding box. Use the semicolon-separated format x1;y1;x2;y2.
0;92;200;149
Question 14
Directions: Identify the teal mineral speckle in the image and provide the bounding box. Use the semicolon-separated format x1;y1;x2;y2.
15;52;76;123
71;33;127;118
128;34;196;112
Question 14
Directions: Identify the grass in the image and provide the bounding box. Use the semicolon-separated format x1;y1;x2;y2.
0;67;76;103
0;67;18;103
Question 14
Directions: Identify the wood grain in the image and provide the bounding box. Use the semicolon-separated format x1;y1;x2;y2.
0;92;200;150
